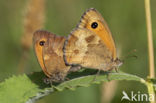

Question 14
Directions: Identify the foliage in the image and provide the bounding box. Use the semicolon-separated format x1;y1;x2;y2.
0;69;151;103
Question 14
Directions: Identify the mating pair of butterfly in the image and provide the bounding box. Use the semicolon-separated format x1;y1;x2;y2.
33;8;122;83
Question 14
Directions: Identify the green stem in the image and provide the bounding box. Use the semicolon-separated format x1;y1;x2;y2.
146;81;155;103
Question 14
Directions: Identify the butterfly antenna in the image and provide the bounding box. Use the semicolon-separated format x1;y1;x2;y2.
91;70;101;83
120;49;138;62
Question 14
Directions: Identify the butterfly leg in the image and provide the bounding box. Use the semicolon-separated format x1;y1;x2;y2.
43;77;53;85
106;72;111;81
91;69;101;83
108;66;118;73
115;67;118;72
43;72;66;85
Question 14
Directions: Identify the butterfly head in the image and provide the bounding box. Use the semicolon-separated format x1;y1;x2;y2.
114;58;123;68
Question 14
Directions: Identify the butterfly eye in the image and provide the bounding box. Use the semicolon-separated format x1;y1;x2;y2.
39;41;45;46
91;22;98;29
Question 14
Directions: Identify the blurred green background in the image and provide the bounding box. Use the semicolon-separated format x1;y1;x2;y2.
0;0;156;103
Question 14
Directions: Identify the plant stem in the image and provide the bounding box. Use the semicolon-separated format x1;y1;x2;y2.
146;81;155;103
144;0;155;78
144;0;155;102
101;81;118;103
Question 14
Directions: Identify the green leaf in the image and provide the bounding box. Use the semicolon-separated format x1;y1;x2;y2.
0;69;146;103
0;75;42;103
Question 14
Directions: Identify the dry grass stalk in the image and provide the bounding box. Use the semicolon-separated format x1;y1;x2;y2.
101;81;118;103
144;0;155;78
18;0;45;73
21;0;45;50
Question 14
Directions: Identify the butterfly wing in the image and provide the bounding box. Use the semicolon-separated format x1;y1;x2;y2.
42;32;71;81
64;8;119;70
33;30;51;77
64;28;113;70
33;30;70;81
78;8;116;58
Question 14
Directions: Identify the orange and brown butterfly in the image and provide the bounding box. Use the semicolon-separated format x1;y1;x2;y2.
33;30;80;83
63;8;122;71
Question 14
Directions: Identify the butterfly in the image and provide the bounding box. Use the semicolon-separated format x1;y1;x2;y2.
33;30;80;83
63;8;122;71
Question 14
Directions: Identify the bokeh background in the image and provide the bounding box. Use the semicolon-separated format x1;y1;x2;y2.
0;0;156;103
